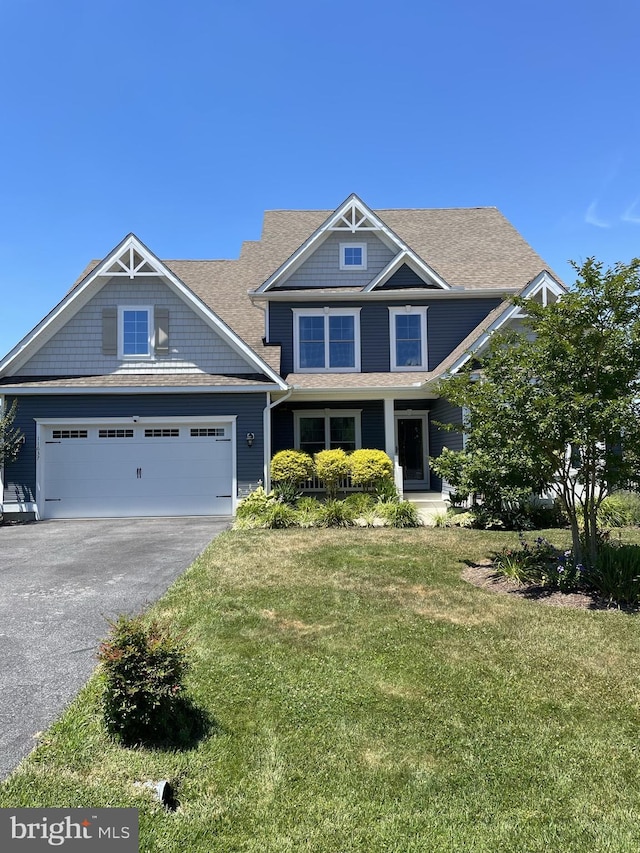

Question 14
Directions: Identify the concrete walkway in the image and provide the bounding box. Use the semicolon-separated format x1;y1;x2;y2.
0;517;228;780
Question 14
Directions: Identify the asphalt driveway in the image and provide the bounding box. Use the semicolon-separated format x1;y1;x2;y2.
0;516;229;780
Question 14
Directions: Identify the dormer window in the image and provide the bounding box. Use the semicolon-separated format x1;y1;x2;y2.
339;242;367;270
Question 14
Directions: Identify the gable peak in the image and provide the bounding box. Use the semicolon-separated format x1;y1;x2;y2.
101;235;165;279
328;196;380;233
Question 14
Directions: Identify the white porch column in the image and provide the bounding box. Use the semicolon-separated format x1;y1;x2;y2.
383;397;395;459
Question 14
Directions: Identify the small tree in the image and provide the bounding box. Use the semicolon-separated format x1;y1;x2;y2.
0;399;23;467
437;257;640;566
314;449;349;498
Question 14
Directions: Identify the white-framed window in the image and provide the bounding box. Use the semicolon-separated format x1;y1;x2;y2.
294;409;362;455
389;306;428;371
118;306;153;358
292;308;361;372
339;242;367;270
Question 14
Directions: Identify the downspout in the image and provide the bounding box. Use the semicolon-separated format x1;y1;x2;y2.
263;389;293;491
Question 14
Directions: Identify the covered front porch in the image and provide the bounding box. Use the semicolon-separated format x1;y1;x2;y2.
268;392;464;498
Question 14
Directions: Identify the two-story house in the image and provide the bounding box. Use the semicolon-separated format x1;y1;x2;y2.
0;194;565;520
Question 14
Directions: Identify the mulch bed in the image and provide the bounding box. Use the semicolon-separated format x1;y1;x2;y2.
462;562;621;611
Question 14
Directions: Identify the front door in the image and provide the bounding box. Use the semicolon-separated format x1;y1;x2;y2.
395;414;429;490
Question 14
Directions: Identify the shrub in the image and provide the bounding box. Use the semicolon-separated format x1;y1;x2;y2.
597;492;640;529
349;449;393;490
97;614;189;745
314;449;349;498
270;450;313;485
583;542;640;607
315;499;355;528
378;500;422;528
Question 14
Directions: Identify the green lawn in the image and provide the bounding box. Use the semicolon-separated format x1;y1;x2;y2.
2;528;640;852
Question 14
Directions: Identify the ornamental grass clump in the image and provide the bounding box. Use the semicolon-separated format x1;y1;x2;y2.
378;500;422;528
315;498;356;528
97;614;190;746
583;542;640;608
493;535;558;585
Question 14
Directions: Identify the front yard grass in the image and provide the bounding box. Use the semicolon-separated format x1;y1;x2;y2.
2;528;640;852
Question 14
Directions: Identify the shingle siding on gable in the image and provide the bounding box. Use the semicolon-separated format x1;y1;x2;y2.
282;232;394;289
2;392;267;504
15;278;251;377
270;297;502;375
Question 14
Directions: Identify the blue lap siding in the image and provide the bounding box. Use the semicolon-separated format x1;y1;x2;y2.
270;298;502;375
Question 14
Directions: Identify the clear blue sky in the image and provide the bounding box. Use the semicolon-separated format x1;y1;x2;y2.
1;0;639;359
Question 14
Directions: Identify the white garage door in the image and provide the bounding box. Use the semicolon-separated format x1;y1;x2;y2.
41;421;234;518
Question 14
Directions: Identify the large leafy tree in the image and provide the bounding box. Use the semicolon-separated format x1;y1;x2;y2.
436;257;640;566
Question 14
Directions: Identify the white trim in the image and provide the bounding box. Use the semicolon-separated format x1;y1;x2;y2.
293;409;362;452
383;398;395;459
0;233;287;389
364;250;450;291
250;287;516;303
394;410;430;489
35;415;238;519
286;388;437;401
445;271;566;375
339;242;367;271
34;416;238;425
117;305;153;359
389;306;429;371
292;307;361;373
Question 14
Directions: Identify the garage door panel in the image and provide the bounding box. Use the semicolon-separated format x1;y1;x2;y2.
42;422;234;518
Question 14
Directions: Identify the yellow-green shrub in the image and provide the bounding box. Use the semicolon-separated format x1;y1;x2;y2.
314;448;349;498
270;449;314;484
349;449;393;489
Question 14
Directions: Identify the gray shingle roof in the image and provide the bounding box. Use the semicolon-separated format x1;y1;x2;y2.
64;204;560;387
0;373;277;389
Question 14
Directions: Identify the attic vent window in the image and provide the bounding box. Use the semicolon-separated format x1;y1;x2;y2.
340;243;367;271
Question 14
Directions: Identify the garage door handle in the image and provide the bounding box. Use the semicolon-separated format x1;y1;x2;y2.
136;467;142;479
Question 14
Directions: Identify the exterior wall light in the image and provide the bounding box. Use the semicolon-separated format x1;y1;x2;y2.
246;432;255;447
